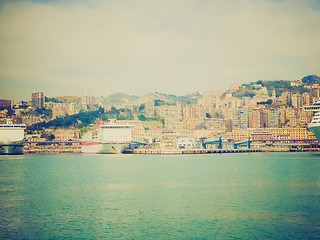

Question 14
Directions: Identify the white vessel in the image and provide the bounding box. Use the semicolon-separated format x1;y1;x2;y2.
304;100;320;112
308;112;320;141
81;120;132;154
305;99;320;141
0;119;26;155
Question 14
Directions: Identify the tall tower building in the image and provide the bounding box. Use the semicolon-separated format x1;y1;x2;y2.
232;107;249;129
291;93;303;109
267;108;281;128
81;96;96;106
0;99;14;108
226;119;233;132
31;92;45;109
281;92;291;106
250;109;264;128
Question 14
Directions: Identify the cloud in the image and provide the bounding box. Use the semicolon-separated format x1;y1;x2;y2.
0;0;319;101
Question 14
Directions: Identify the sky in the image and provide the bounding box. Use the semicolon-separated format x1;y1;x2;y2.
0;0;320;102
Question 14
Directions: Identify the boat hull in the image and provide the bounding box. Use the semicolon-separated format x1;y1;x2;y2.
0;141;24;155
81;142;130;154
309;125;320;141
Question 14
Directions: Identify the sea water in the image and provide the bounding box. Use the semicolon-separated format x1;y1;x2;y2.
0;153;319;239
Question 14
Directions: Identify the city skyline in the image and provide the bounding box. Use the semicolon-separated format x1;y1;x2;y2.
1;0;320;102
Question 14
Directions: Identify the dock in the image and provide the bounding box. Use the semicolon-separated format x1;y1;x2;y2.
23;140;320;154
129;149;263;154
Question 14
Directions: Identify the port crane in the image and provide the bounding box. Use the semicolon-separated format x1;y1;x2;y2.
234;138;252;149
203;137;252;149
202;137;223;149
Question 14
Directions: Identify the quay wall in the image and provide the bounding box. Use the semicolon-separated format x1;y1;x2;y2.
131;149;262;154
24;147;320;154
22;141;320;154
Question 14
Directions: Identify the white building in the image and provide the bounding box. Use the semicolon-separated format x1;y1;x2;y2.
176;137;197;150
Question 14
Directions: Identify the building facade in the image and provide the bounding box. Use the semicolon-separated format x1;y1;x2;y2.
266;108;281;128
32;92;45;109
0;99;14;108
232;108;249;129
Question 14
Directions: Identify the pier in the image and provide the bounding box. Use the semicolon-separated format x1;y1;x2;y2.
23;140;320;154
130;149;262;154
24;141;81;154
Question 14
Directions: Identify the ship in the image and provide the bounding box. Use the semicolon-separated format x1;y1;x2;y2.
0;119;26;155
304;99;320;141
308;112;320;140
81;120;133;154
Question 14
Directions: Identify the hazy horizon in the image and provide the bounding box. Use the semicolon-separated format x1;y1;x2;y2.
1;0;320;102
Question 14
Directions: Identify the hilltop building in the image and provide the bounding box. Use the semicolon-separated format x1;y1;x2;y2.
32;92;45;109
230;83;239;92
144;101;156;117
81;96;96;106
0;99;14;109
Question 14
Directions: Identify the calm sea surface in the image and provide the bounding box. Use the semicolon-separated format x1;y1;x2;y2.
0;152;320;239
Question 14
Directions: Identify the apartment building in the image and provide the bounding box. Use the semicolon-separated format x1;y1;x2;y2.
31;92;45;109
0;99;14;108
183;105;205;119
227;127;311;141
249;108;264;128
116;120;146;142
81;96;96;106
165;119;186;130
158;105;183;120
291;93;303;109
266;108;281;128
232;107;249;129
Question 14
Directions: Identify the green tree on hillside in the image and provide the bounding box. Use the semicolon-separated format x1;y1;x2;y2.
138;114;147;121
302;75;320;85
139;104;145;112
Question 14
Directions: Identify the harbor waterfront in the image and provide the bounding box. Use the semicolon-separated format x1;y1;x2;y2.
22;140;320;154
0;153;319;239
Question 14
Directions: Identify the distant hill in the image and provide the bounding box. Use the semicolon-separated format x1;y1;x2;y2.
133;92;175;106
258;80;293;96
28;107;132;130
54;96;81;103
133;92;202;106
28;108;105;130
103;93;139;106
45;96;82;111
163;92;202;104
220;75;318;99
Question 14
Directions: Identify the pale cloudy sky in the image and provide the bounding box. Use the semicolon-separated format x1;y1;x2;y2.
0;0;319;101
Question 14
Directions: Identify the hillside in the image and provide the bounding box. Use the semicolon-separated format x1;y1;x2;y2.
103;93;139;106
133;92;202;106
301;75;320;85
53;96;81;103
28;107;133;131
